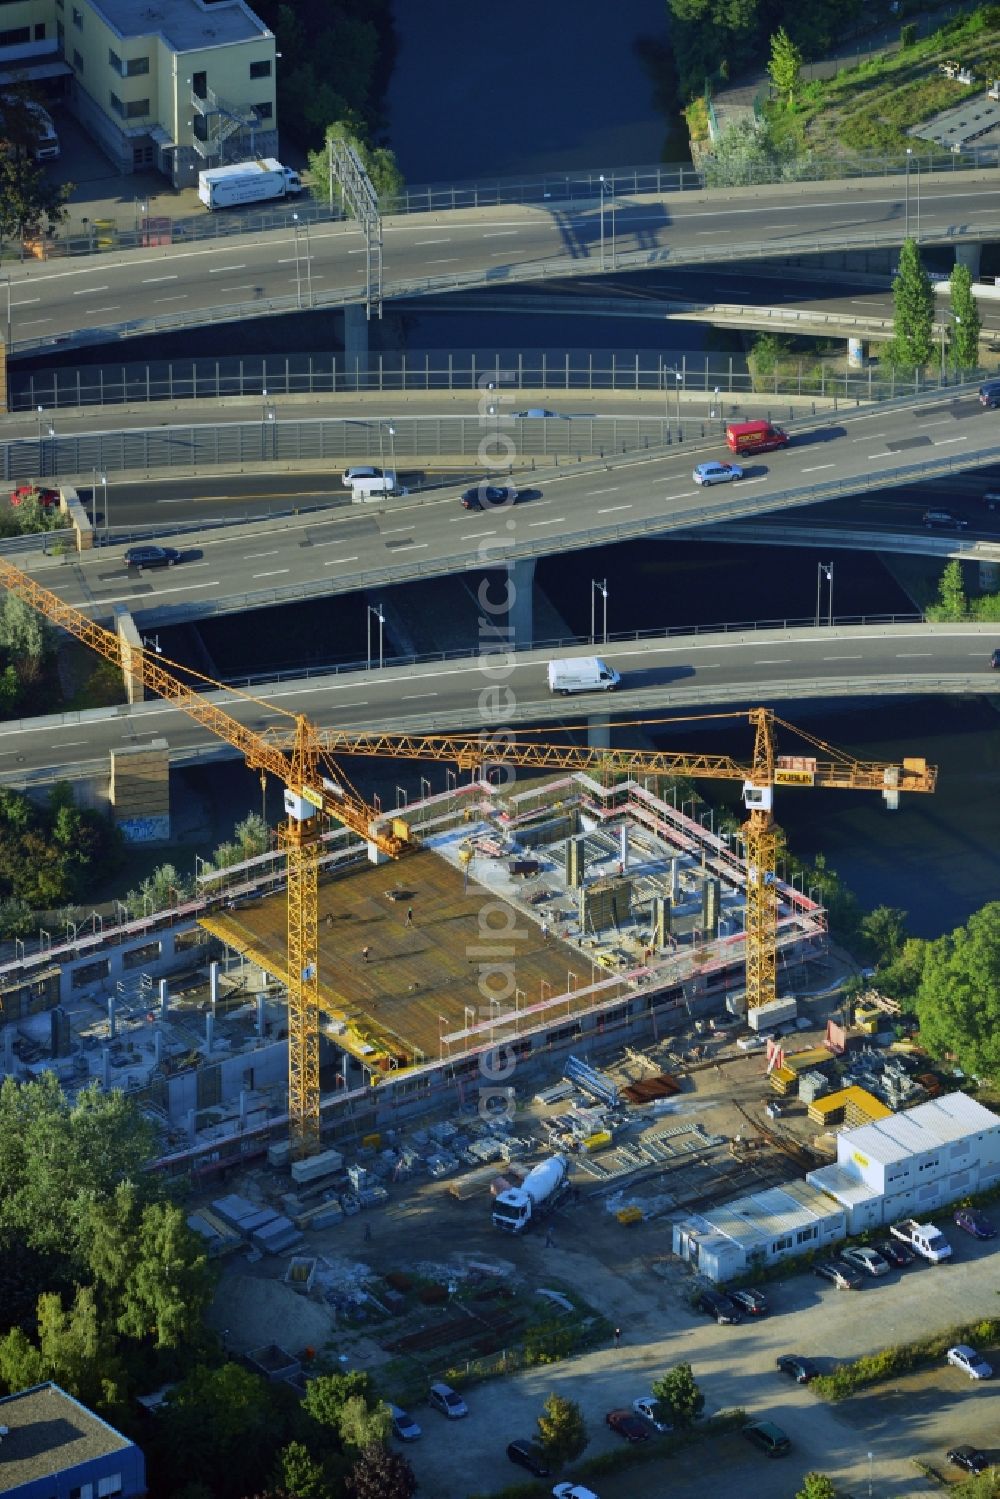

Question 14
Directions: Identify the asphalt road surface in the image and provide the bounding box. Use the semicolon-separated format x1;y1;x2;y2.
7;175;999;348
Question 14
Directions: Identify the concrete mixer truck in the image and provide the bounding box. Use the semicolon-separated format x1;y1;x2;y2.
492;1155;568;1233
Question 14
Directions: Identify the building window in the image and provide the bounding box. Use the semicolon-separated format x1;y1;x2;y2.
97;1476;123;1498
72;48;83;71
57;19;64;43
69;1484;94;1499
109;91;123;117
0;26;30;45
126;56;149;76
796;1226;817;1244
72;5;82;27
34;22;46;39
249;59;271;79
772;1234;793;1252
109;47;123;74
254;101;273;119
125;98;149;118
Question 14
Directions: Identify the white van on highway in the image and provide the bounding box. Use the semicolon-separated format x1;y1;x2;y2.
546;657;620;694
351;472;408;500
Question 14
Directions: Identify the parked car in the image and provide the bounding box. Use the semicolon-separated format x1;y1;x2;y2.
947;1344;993;1380
991;648;1000;671
10;483;58;508
552;1486;600;1499
512;407;560;419
729;1287;768;1316
507;1439;550;1476
631;1396;671;1432
840;1246;891;1278
813;1259;862;1290
947;1445;991;1475
954;1207;997;1239
923;509;968;529
428;1381;469;1417
776;1355;818;1384
743;1420;791;1457
696;1288;741;1324
461;483;522;510
605;1408;650;1443
875;1238;914;1268
389;1405;421;1442
124;545;180;570
692;460;743;486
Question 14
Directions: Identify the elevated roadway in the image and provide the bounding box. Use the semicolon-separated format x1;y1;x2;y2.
8;391;999;629
7;175;998;352
0;621;993;787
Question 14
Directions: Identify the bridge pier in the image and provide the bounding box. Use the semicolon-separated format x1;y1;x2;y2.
342;304;369;385
979;560;999;593
505;557;535;648
587;716;611;749
955;243;982;280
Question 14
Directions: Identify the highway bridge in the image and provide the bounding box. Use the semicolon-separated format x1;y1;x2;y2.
6;173;998;352
9;389;998;629
0;620;993;787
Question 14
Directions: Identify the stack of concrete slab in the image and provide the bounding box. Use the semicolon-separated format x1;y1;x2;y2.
290;1148;344;1187
211;1192;302;1255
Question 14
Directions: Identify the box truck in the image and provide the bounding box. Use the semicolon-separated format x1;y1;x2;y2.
198;158;302;211
546;657;620;695
725;420;789;456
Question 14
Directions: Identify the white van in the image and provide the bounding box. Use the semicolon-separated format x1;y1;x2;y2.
546;657;620;694
351;472;408;501
342;465;382;488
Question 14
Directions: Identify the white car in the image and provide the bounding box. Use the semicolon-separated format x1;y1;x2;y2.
840;1245;891;1278
692;461;744;486
553;1486;600;1499
632;1395;671;1432
947;1344;993;1380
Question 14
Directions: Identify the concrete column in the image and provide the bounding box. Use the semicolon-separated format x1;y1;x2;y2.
205;1012;214;1053
979;561;999;593
209;960;220;1008
257;994;266;1037
102;1047;111;1087
107;997;116;1040
186;1108;196;1144
239;1089;248;1122
587;715;611;749
620;825;628;872
343;304;369;383
154;1028;163;1067
4;1025;14;1073
159;977;169;1018
506;557;535;648
670;857;680;901
955;242;982;279
113;606;145;704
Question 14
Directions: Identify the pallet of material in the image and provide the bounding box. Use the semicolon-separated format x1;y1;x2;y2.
622;1073;682;1103
807;1085;891;1127
448;1165;509;1200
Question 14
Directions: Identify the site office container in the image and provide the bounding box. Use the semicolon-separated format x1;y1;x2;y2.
725;420;790;455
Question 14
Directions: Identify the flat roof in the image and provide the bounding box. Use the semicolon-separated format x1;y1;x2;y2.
841;1091;1000;1164
807;1162;884;1207
702;1180;842;1248
89;0;271;51
0;1383;133;1493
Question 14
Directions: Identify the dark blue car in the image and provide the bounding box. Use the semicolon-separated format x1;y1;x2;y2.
954;1207;996;1240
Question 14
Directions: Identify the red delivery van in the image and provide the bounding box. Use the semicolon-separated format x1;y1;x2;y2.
725;420;790;455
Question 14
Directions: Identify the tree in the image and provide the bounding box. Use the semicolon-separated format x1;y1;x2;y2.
0;1286;124;1413
651;1361;704;1429
345;1444;417;1499
797;1475;838;1499
768;27;803;104
0;140;70;246
336;1394;391;1455
949;262;982;371
859;906;909;966
159;1364;277;1499
704;118;798;188
536;1392;588;1465
926;559;968;622
277;1440;330;1499
914;902;1000;1075
0;593;54;685
305;121;404;210
888;240;934;370
303;1371;376;1429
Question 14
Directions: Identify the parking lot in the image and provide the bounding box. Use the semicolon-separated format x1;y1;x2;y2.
407;1225;1000;1498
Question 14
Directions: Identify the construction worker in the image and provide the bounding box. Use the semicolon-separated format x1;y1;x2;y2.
405;906;414;927
361;945;370;963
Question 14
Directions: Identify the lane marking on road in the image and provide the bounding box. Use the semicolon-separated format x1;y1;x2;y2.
427;257;460;264
87;307;119;314
142;275;178;283
932;437;968;447
822;655;863;661
243;550;281;559
587;487;621;496
73;286;109;295
461;530;495;539
322;555;360;567
413;238;451;245
482;230;519;237
54;740;88;749
753;658;791;664
382;525;416;535
529;517;564;526
392;543;429;552
17;317;52;326
153;294;188;303
221;285;254;293
853;433;885;441
598;504;633;514
801;464;835;473
209;264;247;273
402;692;438;700
894;652;932;658
251;568;291;578
13;295;40;305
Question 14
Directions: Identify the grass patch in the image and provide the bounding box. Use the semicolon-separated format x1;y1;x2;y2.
812;1317;1000;1401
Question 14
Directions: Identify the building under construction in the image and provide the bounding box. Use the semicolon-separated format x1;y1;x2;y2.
0;768;827;1176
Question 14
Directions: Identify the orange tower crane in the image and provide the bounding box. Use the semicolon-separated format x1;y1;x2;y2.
318;715;937;1013
0;558;412;1157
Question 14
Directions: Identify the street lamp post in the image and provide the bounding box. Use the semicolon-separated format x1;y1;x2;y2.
904;148;911;240
2;274;10;348
815;561;833;626
942;312;960;382
867;1450;873;1499
591;578;608;644
599;174;606;271
387;423;396;478
367;603;385;670
609;173;616;269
